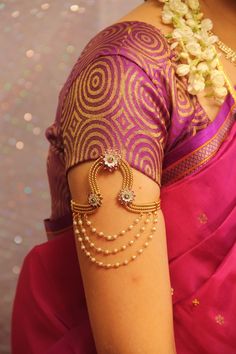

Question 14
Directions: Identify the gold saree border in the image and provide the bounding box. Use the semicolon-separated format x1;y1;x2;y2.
161;104;236;186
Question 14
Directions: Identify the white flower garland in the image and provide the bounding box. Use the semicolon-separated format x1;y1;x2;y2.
158;0;227;104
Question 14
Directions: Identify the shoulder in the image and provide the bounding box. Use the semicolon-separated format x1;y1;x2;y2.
60;21;175;100
81;21;173;66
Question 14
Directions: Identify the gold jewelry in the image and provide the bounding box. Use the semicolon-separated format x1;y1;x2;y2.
83;212;144;240
71;148;161;269
75;212;156;256
73;210;158;269
71;148;161;214
209;31;236;67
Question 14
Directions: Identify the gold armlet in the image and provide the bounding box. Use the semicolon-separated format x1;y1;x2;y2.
71;148;161;270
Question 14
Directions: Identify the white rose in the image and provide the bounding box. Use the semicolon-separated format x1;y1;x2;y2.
196;12;204;20
186;12;193;20
188;79;205;94
162;10;173;24
179;17;187;26
188;74;205;94
198;31;217;46
186;41;202;56
176;64;190;76
214;86;228;98
176;3;188;15
202;47;215;61
163;3;171;11
201;18;213;31
180;52;189;59
169;0;188;15
211;70;225;87
172;27;193;41
209;57;218;68
187;85;195;95
193;79;205;92
208;35;218;45
186;0;199;11
170;41;179;50
172;28;183;39
198;32;218;46
197;62;209;73
181;26;194;39
186;19;197;28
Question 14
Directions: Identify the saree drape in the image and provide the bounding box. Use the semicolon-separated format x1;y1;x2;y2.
11;20;236;354
11;98;236;354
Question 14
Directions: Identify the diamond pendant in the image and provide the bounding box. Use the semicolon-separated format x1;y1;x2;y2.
102;148;122;172
118;188;136;205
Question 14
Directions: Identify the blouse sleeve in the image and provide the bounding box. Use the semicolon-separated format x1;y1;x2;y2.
61;54;170;186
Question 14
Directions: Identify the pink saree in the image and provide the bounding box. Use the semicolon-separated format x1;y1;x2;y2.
11;20;236;354
161;94;236;353
11;93;236;354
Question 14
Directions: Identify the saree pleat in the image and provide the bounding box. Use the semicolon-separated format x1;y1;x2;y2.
160;109;236;353
12;228;97;354
11;108;236;354
11;19;236;353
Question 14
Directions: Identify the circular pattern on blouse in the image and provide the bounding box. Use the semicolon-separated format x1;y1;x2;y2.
61;54;168;185
124;22;171;62
46;20;214;220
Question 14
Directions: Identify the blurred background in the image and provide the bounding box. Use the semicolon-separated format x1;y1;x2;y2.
0;0;140;352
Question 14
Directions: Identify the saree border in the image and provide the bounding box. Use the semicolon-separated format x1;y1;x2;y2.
161;102;236;186
44;213;73;240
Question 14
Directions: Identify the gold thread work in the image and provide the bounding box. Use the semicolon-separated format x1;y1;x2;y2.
71;148;161;269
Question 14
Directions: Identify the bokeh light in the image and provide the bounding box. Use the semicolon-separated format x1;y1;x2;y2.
0;1;140;352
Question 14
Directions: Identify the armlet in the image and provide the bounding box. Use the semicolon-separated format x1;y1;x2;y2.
71;148;161;270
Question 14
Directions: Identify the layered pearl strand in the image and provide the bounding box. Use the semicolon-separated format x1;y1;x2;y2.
71;149;161;269
73;210;158;269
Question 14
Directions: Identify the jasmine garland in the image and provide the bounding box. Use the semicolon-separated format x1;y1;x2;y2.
159;0;228;104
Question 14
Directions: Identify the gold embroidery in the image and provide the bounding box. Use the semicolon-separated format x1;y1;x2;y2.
71;149;161;269
127;26;132;34
61;55;167;186
47;21;224;221
192;298;200;306
162;104;236;186
198;213;208;224
215;314;225;325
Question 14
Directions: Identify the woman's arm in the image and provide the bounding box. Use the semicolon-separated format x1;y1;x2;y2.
68;161;176;354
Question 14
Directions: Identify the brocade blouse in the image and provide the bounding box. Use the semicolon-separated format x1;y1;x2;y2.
45;20;211;225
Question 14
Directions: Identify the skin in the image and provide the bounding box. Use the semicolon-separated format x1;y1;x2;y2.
67;2;235;353
68;3;178;351
69;166;176;354
116;0;236;122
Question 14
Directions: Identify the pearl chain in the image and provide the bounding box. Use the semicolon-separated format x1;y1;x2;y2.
73;210;158;269
71;148;161;269
83;212;144;240
74;212;158;255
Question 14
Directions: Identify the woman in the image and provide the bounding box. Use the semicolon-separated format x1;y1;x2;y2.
11;0;236;353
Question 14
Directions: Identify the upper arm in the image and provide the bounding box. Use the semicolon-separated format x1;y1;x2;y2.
61;55;176;354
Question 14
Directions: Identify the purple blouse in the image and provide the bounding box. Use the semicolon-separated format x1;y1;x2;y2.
45;20;211;224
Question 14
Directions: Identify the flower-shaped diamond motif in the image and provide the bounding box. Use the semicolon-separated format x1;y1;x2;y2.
102;148;121;172
215;314;224;325
88;192;103;208
118;188;135;205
